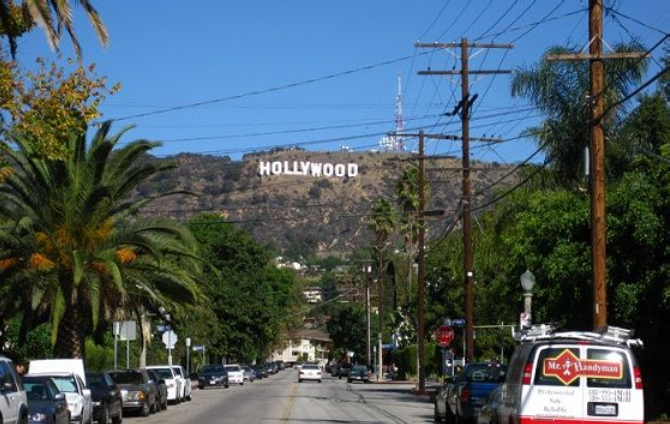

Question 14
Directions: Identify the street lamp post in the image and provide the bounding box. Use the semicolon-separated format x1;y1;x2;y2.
520;269;536;328
363;262;372;370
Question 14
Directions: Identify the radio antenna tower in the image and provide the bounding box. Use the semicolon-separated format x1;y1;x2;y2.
394;73;405;152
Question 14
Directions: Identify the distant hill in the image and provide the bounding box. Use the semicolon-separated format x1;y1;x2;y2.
135;149;520;258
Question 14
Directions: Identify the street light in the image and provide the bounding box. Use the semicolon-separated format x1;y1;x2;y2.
363;262;372;371
520;269;536;328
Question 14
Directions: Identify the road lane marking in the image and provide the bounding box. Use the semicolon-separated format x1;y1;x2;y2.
280;382;297;423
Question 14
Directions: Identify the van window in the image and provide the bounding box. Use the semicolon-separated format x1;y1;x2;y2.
586;348;631;389
534;347;580;387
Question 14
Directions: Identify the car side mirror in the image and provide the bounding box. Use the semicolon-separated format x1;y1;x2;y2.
82;388;92;398
1;378;15;392
55;393;66;401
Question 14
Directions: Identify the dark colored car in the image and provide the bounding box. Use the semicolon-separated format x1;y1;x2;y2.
476;384;503;424
347;365;369;383
108;369;157;417
444;363;506;424
23;375;70;424
253;365;268;379
85;372;124;424
337;363;352;379
250;365;264;380
197;365;229;390
144;369;168;411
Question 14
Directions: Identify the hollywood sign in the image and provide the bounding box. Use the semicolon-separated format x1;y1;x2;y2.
258;161;359;178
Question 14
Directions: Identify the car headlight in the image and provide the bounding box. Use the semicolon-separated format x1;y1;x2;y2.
29;413;48;422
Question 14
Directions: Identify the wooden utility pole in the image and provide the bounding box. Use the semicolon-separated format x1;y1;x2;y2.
415;38;512;362
547;0;647;330
417;131;426;392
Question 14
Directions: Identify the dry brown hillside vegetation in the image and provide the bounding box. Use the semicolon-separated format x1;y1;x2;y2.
134;149;520;258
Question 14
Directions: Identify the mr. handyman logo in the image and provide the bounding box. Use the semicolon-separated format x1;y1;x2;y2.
543;349;623;385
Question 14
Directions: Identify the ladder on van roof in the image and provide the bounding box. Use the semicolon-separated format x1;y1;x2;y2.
513;324;643;348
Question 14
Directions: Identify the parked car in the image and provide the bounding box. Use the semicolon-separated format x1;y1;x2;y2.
144;369;168;411
85;372;124;424
253;365;268;379
23;375;69;424
171;366;191;401
443;362;506;424
298;364;322;383
224;365;244;385
197;365;229;390
144;366;180;404
0;355;29;424
347;365;369;384
250;366;263;380
107;369;156;417
28;360;93;424
336;363;352;379
242;366;255;383
498;325;644;424
433;378;455;422
476;384;503;424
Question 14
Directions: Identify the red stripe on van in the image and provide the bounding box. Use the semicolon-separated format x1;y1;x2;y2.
519;417;643;424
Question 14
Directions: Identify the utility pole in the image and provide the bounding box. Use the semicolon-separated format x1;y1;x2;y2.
547;0;647;330
416;38;512;361
417;131;426;392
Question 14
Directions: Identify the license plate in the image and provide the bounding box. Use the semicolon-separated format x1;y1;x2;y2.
210;380;216;384
589;403;618;416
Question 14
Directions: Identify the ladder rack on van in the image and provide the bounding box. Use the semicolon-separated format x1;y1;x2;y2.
513;324;643;348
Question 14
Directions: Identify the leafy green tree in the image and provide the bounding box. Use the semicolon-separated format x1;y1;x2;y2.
0;121;203;358
326;303;366;361
189;213;301;363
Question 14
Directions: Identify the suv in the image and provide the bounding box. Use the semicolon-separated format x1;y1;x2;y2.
499;325;644;424
0;355;28;424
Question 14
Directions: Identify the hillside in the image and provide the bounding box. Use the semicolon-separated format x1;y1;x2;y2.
136;149;520;257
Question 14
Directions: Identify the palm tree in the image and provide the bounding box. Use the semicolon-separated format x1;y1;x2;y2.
511;42;647;186
394;166;430;307
366;197;395;380
1;0;108;59
0;121;202;358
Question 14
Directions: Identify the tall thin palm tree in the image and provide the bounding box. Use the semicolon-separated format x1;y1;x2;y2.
1;0;108;59
366;197;395;380
0;121;202;358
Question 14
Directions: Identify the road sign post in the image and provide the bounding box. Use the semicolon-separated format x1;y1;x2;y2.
162;330;178;366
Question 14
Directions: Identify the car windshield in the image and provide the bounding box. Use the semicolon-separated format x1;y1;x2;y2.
148;368;174;379
49;376;77;393
201;365;224;373
109;371;142;384
224;365;241;372
302;365;320;370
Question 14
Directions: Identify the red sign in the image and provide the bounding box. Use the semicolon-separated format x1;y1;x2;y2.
543;349;623;385
435;325;455;347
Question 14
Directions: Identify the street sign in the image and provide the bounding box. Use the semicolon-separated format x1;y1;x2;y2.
162;330;178;349
435;325;455;347
451;318;466;327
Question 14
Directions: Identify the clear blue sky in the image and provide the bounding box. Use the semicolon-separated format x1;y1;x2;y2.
14;1;668;164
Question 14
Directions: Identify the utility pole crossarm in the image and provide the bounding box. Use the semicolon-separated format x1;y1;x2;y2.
415;42;513;49
547;52;650;61
418;70;512;76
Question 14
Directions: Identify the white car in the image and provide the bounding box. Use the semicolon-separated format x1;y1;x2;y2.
145;365;181;403
28;359;93;424
298;364;322;383
171;365;191;401
0;356;28;424
224;365;244;385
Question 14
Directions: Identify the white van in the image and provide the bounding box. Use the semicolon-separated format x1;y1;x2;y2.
28;359;93;424
499;325;644;424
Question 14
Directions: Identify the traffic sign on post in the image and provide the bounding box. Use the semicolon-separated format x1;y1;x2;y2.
435;325;455;347
162;330;178;349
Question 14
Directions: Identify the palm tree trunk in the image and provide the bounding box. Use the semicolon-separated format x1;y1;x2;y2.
54;303;86;358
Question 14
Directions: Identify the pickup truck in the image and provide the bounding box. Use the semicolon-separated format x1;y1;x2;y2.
443;363;506;424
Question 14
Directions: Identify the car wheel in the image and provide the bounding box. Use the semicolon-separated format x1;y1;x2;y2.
112;406;123;424
99;406;110;424
150;400;157;414
318;380;322;383
141;402;150;417
298;379;302;383
162;398;168;410
347;378;352;383
224;383;229;389
444;408;456;424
